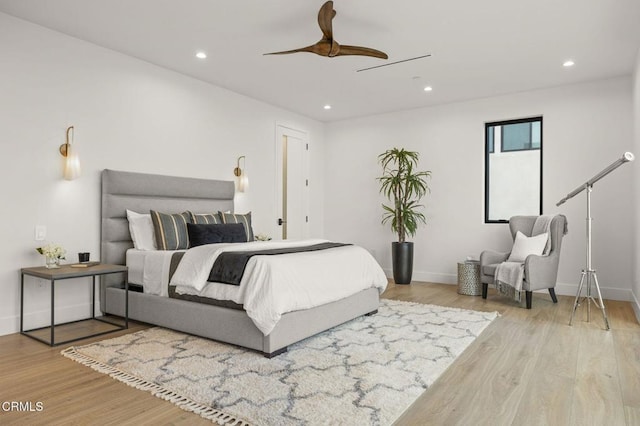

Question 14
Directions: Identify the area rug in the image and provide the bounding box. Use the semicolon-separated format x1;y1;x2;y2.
62;299;498;425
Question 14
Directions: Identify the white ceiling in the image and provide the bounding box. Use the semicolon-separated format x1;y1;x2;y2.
1;0;639;122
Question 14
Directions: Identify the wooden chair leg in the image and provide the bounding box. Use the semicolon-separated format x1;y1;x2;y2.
482;283;488;299
525;291;532;309
548;288;558;303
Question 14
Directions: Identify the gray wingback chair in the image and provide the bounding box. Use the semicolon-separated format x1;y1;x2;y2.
480;215;567;309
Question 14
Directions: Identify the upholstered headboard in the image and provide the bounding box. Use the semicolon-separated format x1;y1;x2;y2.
100;169;235;291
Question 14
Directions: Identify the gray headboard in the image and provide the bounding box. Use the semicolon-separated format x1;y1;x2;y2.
101;168;235;268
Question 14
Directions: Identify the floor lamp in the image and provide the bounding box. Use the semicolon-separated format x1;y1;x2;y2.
556;152;634;330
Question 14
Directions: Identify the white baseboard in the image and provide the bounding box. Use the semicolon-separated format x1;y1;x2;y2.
412;271;458;285
554;281;633;302
0;302;96;337
0;316;19;337
631;290;640;324
383;269;634;302
383;269;457;285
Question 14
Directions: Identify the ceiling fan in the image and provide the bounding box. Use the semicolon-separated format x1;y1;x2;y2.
265;1;388;60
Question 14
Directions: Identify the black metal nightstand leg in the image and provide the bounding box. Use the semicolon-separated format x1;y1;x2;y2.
50;278;55;346
20;273;24;333
125;271;129;329
91;275;96;319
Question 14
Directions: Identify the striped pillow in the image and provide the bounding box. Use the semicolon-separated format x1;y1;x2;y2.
189;212;223;225
219;211;254;242
150;211;192;250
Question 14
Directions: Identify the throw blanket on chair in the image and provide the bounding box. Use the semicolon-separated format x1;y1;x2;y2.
495;215;555;302
532;214;554;255
495;261;525;302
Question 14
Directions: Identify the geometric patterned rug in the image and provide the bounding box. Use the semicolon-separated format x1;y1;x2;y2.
62;299;498;425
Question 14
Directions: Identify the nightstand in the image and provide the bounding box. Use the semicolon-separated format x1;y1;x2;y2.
20;263;128;346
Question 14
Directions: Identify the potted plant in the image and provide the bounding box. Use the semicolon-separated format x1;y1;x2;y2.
378;148;431;284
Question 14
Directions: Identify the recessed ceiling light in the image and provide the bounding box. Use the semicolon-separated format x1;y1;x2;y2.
196;52;207;59
424;86;433;92
563;60;574;67
324;105;332;110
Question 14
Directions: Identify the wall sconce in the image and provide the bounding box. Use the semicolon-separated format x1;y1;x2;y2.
59;126;81;180
233;156;249;192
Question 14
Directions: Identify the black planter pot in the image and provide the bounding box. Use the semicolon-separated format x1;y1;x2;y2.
392;242;414;284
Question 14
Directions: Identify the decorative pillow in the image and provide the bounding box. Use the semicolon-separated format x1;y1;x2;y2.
126;210;157;250
189;211;223;224
187;223;248;247
507;231;549;263
150;211;192;250
219;211;254;242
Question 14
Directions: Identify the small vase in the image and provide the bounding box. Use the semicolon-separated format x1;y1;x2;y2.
45;256;60;269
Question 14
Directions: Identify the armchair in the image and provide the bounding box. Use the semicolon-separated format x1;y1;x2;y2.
480;215;567;309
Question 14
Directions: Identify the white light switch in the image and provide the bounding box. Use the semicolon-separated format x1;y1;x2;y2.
35;225;46;241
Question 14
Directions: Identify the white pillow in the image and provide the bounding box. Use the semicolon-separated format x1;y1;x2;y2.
126;210;157;251
507;231;548;263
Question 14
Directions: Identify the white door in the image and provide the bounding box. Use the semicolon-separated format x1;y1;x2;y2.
275;125;309;240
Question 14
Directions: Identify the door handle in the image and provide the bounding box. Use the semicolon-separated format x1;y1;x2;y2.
278;218;287;226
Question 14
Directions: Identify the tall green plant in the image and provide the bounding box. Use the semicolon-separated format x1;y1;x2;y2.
378;148;431;243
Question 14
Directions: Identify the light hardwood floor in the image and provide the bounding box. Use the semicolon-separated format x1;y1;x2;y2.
0;282;638;425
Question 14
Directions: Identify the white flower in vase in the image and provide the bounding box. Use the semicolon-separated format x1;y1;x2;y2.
36;243;66;268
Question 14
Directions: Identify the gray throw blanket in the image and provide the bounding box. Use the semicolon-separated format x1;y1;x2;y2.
495;215;556;302
532;215;553;255
495;261;525;302
209;242;351;285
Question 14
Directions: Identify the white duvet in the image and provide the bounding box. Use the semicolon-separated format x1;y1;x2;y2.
170;239;388;335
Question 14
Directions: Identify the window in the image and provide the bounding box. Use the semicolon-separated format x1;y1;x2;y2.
501;120;541;152
485;117;543;223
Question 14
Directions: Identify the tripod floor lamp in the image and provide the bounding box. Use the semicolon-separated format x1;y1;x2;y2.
556;152;634;330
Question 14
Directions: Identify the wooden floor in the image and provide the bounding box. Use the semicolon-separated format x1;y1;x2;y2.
1;282;638;425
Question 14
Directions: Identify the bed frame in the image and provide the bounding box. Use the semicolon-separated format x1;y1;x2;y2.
100;169;379;357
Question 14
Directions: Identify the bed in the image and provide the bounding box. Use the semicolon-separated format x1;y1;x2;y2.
100;169;386;357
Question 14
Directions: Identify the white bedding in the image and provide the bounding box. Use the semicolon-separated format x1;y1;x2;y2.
170;239;388;335
126;249;184;296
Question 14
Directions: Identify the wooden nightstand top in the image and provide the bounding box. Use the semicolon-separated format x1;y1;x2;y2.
21;263;127;280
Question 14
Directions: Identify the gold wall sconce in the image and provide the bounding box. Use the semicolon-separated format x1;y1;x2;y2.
59;126;81;180
233;156;248;192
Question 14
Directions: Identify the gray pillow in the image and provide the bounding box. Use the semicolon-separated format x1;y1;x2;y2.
189;212;223;224
150;211;192;250
219;211;254;242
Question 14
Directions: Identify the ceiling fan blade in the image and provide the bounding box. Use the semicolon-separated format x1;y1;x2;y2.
334;45;388;59
356;54;432;72
317;1;336;40
264;40;333;57
264;46;316;56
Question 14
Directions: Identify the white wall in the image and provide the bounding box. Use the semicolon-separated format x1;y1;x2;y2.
325;77;635;301
0;13;325;336
633;48;640;321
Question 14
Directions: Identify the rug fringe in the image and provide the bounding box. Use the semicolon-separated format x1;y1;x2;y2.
60;347;251;425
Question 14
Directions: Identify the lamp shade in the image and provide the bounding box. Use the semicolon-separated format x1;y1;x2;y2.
63;142;81;180
237;172;249;192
